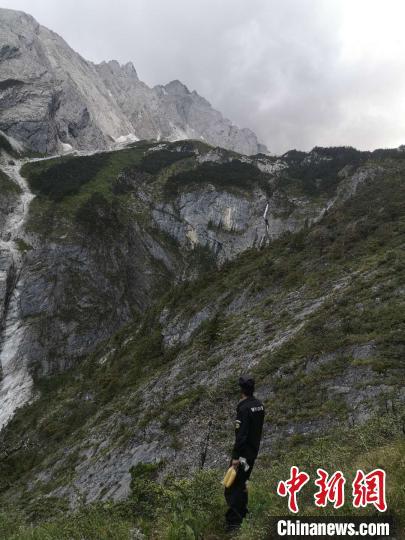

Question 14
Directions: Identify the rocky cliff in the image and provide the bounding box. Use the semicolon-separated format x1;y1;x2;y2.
0;8;265;155
0;144;35;429
0;140;403;520
1;141;359;387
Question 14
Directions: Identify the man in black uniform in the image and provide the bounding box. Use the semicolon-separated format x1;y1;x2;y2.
224;375;265;532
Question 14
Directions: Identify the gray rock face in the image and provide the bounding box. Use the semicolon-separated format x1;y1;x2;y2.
17;170;320;375
0;156;35;429
0;10;129;153
97;62;263;155
0;8;265;155
151;186;324;264
0;144;377;387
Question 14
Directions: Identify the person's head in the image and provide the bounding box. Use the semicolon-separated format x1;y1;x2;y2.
238;375;255;397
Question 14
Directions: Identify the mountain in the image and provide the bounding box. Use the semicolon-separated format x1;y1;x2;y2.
0;140;336;415
0;8;266;155
0;139;404;537
0;7;404;537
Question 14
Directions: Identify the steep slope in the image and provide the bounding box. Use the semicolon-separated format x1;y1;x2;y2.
0;143;403;530
0;10;128;153
0;141;365;395
0;8;265;155
0;140;35;429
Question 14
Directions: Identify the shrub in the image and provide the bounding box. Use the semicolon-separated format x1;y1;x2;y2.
75;192;123;235
164;159;272;198
280;146;369;196
0;169;21;194
26;153;110;201
137;149;194;174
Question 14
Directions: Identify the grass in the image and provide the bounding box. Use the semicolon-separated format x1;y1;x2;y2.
0;505;133;540
237;417;405;540
0;415;403;539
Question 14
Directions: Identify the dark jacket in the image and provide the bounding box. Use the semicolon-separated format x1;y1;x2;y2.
232;396;265;461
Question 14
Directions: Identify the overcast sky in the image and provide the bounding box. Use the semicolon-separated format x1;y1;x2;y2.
2;0;405;153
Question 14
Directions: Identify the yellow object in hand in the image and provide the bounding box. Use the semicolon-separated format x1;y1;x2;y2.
221;466;237;488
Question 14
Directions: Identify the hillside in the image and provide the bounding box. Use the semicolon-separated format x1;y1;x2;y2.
0;140;404;538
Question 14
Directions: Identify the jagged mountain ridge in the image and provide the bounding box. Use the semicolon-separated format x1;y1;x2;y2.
0;8;266;155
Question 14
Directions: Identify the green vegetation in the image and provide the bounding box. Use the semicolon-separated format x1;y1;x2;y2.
21;147;148;236
0;505;133;540
0;147;404;538
136;149;194;174
0;315;171;494
15;238;33;252
166;158;405;426
23;153;111;201
164;160;272;198
0;169;21;194
280;145;405;197
280;146;367;196
20;142;256;243
75;192;124;236
0;415;403;539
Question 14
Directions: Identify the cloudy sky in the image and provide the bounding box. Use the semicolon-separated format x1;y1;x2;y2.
2;0;405;153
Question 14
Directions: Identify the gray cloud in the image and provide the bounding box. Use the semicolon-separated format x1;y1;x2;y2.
2;0;405;153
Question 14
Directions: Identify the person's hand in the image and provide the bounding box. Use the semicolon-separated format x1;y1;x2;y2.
232;459;240;469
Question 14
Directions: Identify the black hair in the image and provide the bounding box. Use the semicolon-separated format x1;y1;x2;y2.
239;376;255;396
241;385;254;396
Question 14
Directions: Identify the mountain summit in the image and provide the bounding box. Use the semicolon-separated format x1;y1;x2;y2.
0;8;266;155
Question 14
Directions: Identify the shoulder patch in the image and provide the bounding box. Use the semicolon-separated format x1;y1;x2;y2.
235;420;241;430
251;406;264;412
